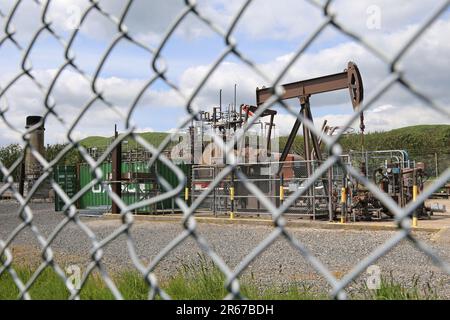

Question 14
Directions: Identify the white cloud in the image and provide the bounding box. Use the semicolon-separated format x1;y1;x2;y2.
0;1;448;147
2;0;441;45
0;68;186;145
273;103;450;137
175;17;450;109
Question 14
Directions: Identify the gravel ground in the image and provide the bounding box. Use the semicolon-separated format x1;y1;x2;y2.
1;201;449;298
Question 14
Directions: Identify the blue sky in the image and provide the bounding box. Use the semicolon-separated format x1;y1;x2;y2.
0;0;449;146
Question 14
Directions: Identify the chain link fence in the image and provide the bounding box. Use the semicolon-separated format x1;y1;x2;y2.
0;0;450;300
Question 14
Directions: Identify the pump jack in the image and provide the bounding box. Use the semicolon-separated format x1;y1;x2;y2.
254;61;364;174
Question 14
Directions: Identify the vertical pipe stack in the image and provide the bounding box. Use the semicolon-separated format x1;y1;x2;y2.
111;126;122;214
23;116;51;199
25;116;45;179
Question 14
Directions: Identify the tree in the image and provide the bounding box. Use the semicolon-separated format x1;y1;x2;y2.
0;144;23;180
45;143;81;166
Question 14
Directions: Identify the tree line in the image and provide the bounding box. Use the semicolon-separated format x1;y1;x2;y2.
0;143;81;181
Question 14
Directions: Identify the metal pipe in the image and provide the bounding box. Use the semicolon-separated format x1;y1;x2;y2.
219;89;222;116
111;124;122;214
234;84;237;116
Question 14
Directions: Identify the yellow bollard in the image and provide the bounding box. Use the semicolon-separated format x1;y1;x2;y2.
340;187;346;224
229;187;235;220
340;187;347;204
184;187;189;202
279;186;284;202
412;185;418;228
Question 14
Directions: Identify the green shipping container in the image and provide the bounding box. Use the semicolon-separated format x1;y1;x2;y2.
78;161;190;213
54;165;77;212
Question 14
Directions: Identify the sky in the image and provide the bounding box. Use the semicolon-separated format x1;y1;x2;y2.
0;0;449;146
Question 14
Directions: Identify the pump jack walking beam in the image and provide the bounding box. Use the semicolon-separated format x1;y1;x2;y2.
255;62;364;170
256;62;363;108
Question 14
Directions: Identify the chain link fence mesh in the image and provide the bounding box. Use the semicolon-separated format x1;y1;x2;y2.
0;0;449;300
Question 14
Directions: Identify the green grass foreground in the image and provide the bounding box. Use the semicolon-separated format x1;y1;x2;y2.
0;259;439;300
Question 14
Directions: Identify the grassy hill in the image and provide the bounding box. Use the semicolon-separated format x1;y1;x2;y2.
279;125;450;156
80;132;169;149
80;125;450;156
279;125;450;177
72;125;450;177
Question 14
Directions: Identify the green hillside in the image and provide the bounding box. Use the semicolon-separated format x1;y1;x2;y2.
80;132;169;149
79;125;449;167
279;125;450;156
2;125;446;178
80;125;450;156
279;125;450;177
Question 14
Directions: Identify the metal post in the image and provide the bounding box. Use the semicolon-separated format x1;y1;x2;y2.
301;98;313;217
213;167;216;217
328;167;333;221
219;89;222;116
190;126;195;165
234;84;237;116
111;125;122;214
312;163;316;220
266;114;275;156
19;158;25;197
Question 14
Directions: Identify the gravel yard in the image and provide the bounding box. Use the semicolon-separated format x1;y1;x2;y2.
1;201;449;298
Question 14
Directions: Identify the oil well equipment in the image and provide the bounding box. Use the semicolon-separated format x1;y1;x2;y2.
52;61;432;221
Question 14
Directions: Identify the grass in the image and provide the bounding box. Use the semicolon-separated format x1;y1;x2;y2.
0;258;440;300
355;272;440;300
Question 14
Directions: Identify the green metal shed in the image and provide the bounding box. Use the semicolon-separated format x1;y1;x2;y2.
54;165;77;212
77;160;190;213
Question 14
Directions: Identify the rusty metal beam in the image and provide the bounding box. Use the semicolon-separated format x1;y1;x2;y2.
266;113;275;155
278;104;305;167
256;62;363;109
257;72;348;106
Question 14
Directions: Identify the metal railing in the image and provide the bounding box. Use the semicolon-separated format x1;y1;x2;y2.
0;0;449;300
192;160;345;219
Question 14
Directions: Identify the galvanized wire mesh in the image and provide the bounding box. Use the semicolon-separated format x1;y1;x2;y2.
0;0;449;300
